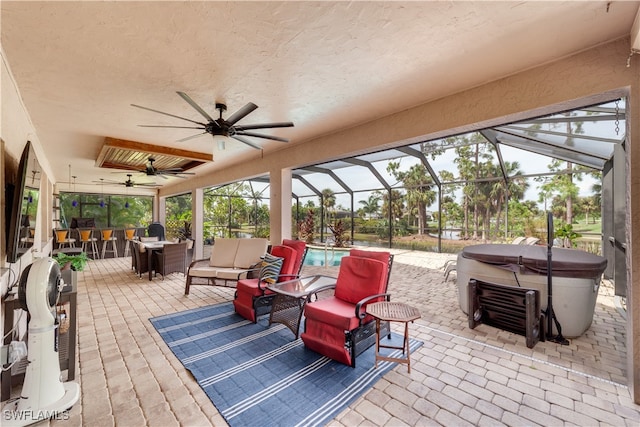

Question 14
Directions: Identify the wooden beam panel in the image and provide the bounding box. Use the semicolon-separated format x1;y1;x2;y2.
96;137;213;171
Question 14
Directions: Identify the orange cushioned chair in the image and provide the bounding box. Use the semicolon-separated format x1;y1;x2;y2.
300;250;393;368
233;239;308;323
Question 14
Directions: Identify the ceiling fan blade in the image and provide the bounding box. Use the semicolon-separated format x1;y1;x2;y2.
226;102;258;125
156;168;195;175
177;132;209;143
235;131;289;143
138;125;205;129
157;167;190;172
231;135;262;150
234;122;294;130
93;179;120;184
157;172;191;179
131;181;161;187
176;91;219;127
131;103;206;126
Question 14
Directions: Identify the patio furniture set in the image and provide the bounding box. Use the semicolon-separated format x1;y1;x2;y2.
183;238;420;370
176;232;607;367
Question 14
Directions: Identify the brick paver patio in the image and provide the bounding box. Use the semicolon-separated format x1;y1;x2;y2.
33;249;638;426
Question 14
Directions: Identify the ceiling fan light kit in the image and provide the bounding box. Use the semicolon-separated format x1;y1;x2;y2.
132;91;294;150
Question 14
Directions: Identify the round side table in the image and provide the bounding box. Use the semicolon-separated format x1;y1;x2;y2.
367;301;421;373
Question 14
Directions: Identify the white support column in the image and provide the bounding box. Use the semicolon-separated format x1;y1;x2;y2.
153;190;165;225
193;187;204;260
269;168;293;244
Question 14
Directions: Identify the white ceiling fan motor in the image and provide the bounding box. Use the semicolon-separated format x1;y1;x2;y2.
2;258;80;426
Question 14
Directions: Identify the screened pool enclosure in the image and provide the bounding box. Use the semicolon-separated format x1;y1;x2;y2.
194;99;626;295
58;99;626;296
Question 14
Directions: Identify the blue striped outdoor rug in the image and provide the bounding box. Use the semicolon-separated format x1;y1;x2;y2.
150;302;423;427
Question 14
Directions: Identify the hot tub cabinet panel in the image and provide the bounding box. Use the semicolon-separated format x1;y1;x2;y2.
456;244;607;338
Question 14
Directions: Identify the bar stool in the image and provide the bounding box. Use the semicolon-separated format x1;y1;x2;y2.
101;228;118;259
78;228;99;259
123;228;137;257
54;228;76;249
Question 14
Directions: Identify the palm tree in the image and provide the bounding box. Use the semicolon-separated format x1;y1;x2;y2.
453;134;493;240
380;189;404;223
387;162;436;235
545;158;581;225
581;196;598;224
321;188;336;230
358;193;381;219
488;160;528;239
452;137;478;239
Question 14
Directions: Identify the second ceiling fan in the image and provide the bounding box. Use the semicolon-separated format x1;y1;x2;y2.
98;174;161;188
136;157;195;179
132;92;294;150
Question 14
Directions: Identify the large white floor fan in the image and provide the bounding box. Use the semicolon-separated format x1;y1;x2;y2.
2;258;80;426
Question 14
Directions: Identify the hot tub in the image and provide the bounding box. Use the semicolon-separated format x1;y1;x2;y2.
456;244;607;338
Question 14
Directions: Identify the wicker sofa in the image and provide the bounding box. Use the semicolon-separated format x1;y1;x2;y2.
184;238;268;294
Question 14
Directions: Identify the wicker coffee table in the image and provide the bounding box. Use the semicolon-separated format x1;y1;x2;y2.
366;301;421;373
267;275;337;338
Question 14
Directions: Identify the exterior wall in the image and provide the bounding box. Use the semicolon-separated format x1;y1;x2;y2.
0;47;55;334
627;50;640;405
0;48;49;296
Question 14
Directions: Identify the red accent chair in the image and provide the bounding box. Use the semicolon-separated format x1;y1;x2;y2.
233;239;308;322
301;250;393;368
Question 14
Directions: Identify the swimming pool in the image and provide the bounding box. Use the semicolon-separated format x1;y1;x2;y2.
303;247;349;266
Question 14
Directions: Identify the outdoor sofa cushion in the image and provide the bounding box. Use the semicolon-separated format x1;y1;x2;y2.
233;241;307;322
184;238;268;294
301;251;392;368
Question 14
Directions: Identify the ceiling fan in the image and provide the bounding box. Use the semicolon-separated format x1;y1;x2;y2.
135;157;195;179
96;174;161;188
131;91;294;150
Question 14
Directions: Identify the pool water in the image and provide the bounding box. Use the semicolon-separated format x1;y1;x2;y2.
303;247;349;266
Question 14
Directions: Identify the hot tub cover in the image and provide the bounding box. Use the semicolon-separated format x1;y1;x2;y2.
461;244;607;279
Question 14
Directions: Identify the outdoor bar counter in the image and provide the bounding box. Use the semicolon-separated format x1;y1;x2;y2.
54;227;147;258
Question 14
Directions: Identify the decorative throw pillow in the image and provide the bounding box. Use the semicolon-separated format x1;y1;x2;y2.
259;253;284;284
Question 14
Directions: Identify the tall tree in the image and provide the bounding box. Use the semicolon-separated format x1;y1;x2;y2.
540;159;582;225
321;188;336;227
451;134;484;239
439;170;459;232
579;195;598;224
358;193;381;219
380;189;405;224
386;162;436;235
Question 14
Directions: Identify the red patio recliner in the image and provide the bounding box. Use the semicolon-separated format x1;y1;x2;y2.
301;250;393;368
233;239;308;322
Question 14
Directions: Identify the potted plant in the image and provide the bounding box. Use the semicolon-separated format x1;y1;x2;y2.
54;252;89;271
53;252;89;290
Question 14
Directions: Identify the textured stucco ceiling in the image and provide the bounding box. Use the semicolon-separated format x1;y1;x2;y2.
1;1;638;191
